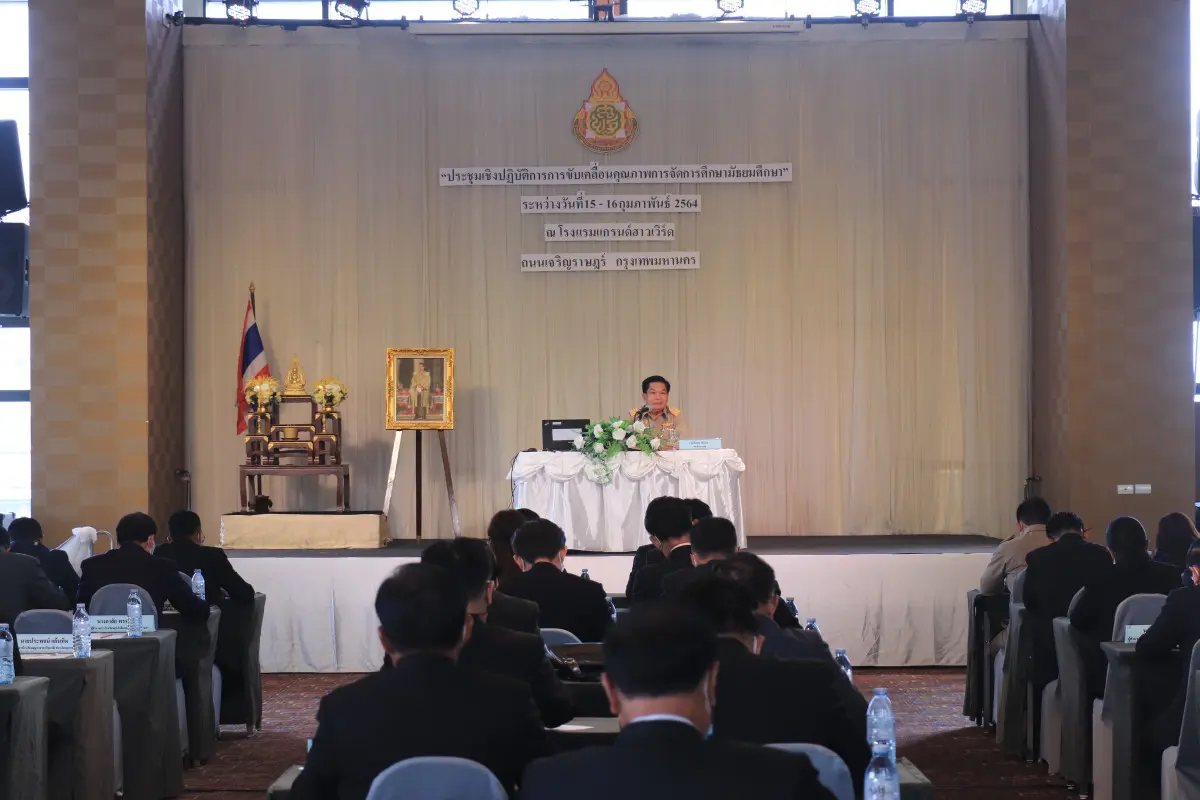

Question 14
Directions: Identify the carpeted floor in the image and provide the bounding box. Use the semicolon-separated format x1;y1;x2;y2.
179;669;1069;799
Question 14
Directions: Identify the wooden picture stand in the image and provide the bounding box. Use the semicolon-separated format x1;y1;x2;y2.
382;429;460;539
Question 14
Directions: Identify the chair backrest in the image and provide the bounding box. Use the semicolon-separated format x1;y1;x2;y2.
1052;616;1092;786
13;609;73;634
1010;570;1028;604
90;583;156;620
365;757;506;800
1067;587;1086;616
540;627;582;647
766;743;854;800
1174;639;1200;777
1111;593;1167;640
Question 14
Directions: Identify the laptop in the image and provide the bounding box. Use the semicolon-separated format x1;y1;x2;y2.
542;419;589;452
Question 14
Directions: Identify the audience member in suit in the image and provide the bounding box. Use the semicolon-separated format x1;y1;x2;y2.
489;509;530;584
1070;516;1181;698
500;519;612;643
77;512;210;621
1137;543;1200;751
1024;512;1113;692
662;517;738;599
676;575;870;785
0;526;71;670
685;498;713;524
420;538;574;728
156;510;255;604
518;604;835;800
1152;511;1198;573
624;498;710;598
980;497;1053;596
517;508;541;522
712;551;833;664
485;509;543;634
6;517;79;600
294;564;546;800
630;497;695;603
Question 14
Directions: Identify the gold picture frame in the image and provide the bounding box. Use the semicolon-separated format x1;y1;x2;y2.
386;348;455;430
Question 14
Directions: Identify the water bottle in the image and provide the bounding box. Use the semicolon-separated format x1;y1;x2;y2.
581;569;591;581
191;569;206;600
867;688;897;764
784;597;799;618
835;648;853;681
804;617;820;635
126;590;143;638
606;597;618;621
72;604;92;658
0;624;13;685
864;743;901;799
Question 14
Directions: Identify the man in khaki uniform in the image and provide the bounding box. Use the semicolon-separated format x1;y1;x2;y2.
410;360;432;420
980;497;1053;595
631;375;688;448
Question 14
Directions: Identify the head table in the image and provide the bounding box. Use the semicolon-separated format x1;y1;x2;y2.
508;449;746;552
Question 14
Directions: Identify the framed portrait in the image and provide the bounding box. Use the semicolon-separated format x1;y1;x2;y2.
386;348;455;430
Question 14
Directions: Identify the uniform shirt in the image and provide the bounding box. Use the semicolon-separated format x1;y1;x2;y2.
979;524;1048;596
630;406;688;446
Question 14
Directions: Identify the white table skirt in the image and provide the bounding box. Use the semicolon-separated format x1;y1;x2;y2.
509;449;747;552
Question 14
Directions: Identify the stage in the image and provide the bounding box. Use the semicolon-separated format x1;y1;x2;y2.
229;534;997;673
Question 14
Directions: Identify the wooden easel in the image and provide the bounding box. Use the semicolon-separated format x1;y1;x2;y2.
382;429;460;539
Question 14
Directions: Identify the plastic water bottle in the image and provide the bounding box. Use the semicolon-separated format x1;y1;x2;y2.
191;569;206;600
0;624;13;685
581;569;591;581
72;604;92;658
804;617;821;635
867;688;897;763
784;597;799;618
126;590;143;638
835;648;853;681
864;743;901;799
606;597;618;621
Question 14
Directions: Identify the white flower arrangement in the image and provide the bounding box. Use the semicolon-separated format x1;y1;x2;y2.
312;377;349;408
575;416;658;483
244;376;282;411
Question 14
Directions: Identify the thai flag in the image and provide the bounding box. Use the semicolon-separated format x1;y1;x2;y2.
236;288;270;434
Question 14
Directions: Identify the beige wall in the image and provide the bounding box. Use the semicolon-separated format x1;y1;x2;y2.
1029;0;1195;530
29;0;185;544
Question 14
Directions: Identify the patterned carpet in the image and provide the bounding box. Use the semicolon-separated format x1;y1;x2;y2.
178;669;1069;799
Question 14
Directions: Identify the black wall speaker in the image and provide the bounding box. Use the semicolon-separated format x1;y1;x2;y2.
0;121;26;218
0;223;28;318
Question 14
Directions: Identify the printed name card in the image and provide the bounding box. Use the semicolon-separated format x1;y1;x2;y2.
90;615;157;633
679;438;723;451
16;633;73;655
1124;625;1150;644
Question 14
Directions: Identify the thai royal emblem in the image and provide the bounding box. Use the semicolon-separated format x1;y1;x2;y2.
572;69;638;154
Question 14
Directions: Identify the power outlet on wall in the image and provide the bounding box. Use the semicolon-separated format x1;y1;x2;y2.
1135;484;1152;495
1117;485;1135;495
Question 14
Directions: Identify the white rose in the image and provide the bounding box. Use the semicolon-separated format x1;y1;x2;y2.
626;435;640;449
632;420;646;434
613;419;625;430
593;442;604;454
573;435;586;450
593;424;604;437
650;438;662;451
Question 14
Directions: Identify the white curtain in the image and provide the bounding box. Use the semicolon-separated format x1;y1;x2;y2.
183;25;1030;540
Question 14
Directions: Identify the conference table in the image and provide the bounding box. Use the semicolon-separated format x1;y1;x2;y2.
0;676;48;800
510;449;747;551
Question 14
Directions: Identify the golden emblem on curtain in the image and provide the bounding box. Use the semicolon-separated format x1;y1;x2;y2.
572;69;638;154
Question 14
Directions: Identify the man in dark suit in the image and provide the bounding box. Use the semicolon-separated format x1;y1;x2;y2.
518;604;835;800
500;520;612;643
420;538;574;728
630;497;695;603
712;551;832;663
662;517;737;599
676;576;870;785
624;498;709;598
294;564;546;800
1024;512;1113;692
156;511;255;604
1136;544;1200;750
77;512;210;621
0;526;70;625
485;509;542;634
7;517;79;600
1070;516;1181;698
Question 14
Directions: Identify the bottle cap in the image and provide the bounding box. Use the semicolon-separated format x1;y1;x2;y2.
873;688;888;696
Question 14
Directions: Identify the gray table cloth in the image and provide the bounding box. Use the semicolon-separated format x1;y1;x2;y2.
24;650;115;800
94;631;185;798
0;676;49;800
162;607;222;762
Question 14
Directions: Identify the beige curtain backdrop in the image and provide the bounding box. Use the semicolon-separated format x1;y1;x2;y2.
183;24;1030;541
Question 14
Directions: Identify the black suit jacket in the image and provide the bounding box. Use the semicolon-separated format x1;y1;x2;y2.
1136;584;1200;747
499;563;612;643
1023;534;1114;688
662;559;715;599
519;719;836;800
755;614;834;663
155;540;255;604
625;543;665;597
489;590;541;635
77;544;211;621
462;619;574;728
630;544;693;603
294;653;546;800
1070;558;1180;698
710;638;870;785
0;551;71;673
8;540;79;600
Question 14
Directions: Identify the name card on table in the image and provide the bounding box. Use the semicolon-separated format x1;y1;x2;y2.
16;634;73;655
1124;624;1150;644
679;438;722;451
90;615;157;633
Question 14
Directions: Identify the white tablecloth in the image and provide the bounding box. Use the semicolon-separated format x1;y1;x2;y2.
509;449;746;552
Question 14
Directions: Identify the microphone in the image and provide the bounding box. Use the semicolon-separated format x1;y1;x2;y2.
637;404;650;419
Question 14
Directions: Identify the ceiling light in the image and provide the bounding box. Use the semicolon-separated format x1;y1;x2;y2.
334;0;369;20
854;0;881;16
716;0;744;14
224;0;258;24
959;0;987;14
452;0;479;16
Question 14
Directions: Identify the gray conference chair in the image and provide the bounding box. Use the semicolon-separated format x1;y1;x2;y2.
767;743;854;800
1163;639;1200;800
1054;612;1093;790
178;571;224;733
365;757;507;800
540;628;582;647
997;572;1030;751
12;609;72;634
1040;588;1085;775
